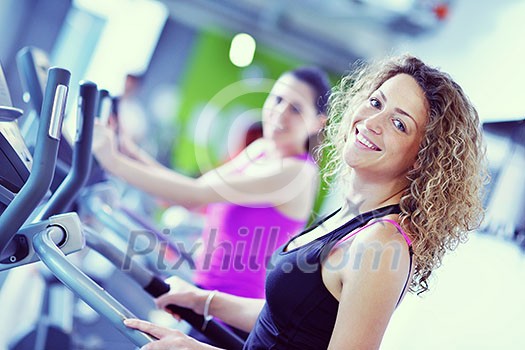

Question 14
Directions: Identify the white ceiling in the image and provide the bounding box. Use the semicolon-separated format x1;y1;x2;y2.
160;0;445;71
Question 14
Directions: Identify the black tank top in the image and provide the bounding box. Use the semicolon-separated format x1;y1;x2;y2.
244;204;412;350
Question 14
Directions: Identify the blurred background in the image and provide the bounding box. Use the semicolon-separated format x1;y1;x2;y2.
0;0;524;349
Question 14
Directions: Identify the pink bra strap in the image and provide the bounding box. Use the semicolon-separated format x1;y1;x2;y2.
378;219;412;245
335;218;412;248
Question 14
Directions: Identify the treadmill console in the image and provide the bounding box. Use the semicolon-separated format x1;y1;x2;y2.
0;63;31;201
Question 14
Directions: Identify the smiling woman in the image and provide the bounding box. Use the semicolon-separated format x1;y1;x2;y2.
322;54;488;295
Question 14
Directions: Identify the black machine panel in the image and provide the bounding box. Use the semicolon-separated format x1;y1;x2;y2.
0;62;31;199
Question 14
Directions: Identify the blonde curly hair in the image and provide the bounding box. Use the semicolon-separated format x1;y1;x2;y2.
319;54;488;294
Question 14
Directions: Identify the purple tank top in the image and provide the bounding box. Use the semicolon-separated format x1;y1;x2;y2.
193;153;313;298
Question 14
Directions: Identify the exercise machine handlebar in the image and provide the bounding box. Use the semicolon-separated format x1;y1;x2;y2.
82;225;245;350
37;81;98;220
0;67;70;253
33;225;154;348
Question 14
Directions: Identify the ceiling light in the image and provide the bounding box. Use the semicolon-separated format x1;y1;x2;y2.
229;33;256;67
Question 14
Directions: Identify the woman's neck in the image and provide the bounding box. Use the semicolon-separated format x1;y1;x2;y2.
265;139;306;158
341;171;407;216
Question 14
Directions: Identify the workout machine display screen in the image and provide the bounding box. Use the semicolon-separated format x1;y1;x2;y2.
0;64;31;195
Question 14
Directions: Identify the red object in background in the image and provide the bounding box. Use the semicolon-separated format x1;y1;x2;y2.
433;3;449;21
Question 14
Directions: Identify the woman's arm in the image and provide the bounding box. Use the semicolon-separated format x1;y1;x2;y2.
326;222;412;350
201;291;265;332
92;124;317;209
155;277;265;333
124;319;222;350
118;134;165;168
123;291;266;349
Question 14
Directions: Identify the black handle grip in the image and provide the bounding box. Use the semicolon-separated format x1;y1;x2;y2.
144;277;244;350
37;81;98;219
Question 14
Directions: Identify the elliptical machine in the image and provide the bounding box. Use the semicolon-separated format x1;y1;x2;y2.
0;62;157;349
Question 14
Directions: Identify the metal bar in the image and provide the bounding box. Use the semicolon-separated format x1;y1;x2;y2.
33;226;153;348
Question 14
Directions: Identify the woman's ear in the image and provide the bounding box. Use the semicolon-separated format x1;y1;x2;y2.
319;114;328;129
310;113;327;134
305;114;328;154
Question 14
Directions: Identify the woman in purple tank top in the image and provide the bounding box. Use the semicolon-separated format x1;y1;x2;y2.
93;67;332;340
123;55;487;350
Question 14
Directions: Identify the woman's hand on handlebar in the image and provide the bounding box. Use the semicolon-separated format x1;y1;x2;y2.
92;121;118;166
124;319;222;350
156;276;210;319
118;133;140;158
